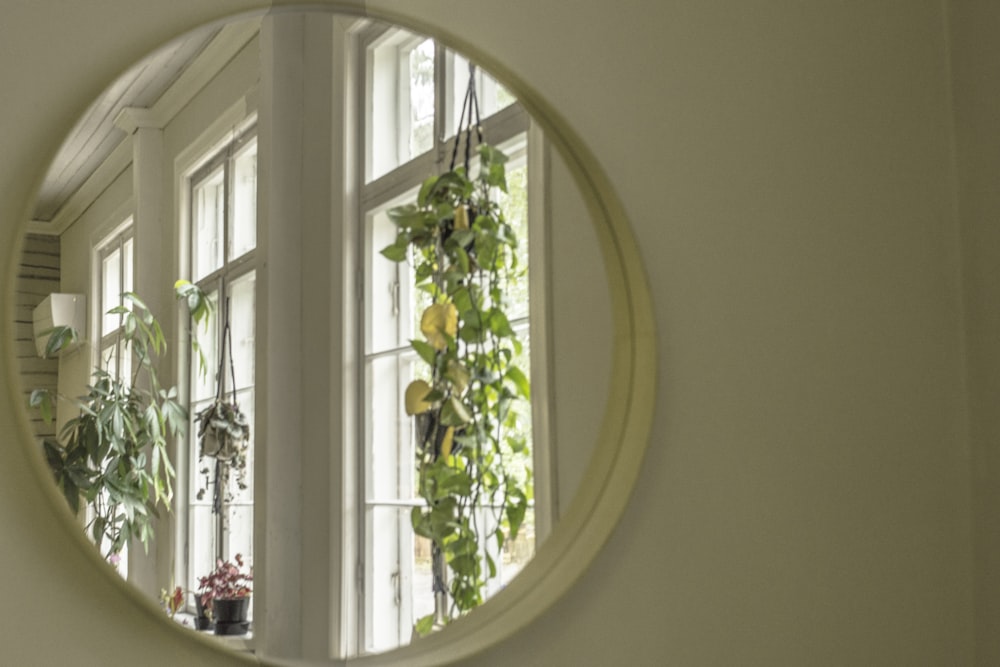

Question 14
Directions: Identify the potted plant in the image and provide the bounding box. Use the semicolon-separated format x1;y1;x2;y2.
158;584;215;630
178;281;250;513
29;293;184;560
381;138;532;634
197;553;252;636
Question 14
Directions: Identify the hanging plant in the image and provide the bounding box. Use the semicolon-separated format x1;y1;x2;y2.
29;293;184;558
382;138;532;633
177;281;250;511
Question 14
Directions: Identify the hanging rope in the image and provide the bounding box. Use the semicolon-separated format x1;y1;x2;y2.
449;61;483;174
210;297;237;515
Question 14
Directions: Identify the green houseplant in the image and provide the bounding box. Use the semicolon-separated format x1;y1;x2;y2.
29;293;184;559
30;282;212;563
382;140;532;634
197;553;252;635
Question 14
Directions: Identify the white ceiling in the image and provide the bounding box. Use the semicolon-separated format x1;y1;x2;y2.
32;28;219;223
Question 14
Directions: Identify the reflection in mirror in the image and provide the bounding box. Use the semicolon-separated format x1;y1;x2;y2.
14;10;612;662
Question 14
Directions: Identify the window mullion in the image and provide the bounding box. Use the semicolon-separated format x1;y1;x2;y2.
223;155;232;267
433;41;447;163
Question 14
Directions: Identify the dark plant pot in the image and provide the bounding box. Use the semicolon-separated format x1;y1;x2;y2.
194;596;214;631
213;597;250;636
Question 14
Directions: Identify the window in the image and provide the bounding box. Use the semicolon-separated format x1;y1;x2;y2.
94;219;134;577
183;128;258;602
358;24;538;654
97;222;134;385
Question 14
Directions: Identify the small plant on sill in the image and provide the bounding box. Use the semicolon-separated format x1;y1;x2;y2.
197;553;252;621
160;585;186;620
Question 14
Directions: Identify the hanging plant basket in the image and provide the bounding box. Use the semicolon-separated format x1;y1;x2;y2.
193;297;251;513
196;398;249;462
382;61;532;635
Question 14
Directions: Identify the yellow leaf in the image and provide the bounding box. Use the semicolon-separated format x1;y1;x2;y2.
454;205;469;231
446;359;470;395
441;426;455;458
421;303;458;350
405;380;433;415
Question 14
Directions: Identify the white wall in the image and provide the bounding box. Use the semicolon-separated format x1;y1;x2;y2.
0;1;977;666
949;1;1000;665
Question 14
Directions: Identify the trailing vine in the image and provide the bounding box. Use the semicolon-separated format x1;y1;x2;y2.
382;142;532;633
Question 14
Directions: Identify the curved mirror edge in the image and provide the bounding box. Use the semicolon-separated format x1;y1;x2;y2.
5;5;657;667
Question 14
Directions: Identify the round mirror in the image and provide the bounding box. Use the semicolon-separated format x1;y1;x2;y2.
12;7;654;665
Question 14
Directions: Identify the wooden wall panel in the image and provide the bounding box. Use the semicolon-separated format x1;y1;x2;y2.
15;233;60;440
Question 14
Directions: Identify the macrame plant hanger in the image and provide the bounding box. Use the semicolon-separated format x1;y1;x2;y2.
431;61;483;626
211;297;238;520
449;62;484;175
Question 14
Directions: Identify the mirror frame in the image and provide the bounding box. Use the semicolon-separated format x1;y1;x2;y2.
6;3;657;665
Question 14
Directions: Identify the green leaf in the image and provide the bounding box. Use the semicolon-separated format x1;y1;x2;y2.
506;490;528;541
486;552;497;579
505;366;531;400
452;246;470;275
411;507;432;539
440;396;472;426
409;339;438;366
380;243;408;263
123;291;148;314
488;309;515;337
387;204;428;230
414;614;436;637
61;477;80;515
42;325;78;358
29;389;55;424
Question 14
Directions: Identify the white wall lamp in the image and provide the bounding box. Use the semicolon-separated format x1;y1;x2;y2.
32;293;85;358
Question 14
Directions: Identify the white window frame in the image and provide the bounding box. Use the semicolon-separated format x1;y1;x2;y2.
91;216;135;578
180;122;259;612
95;219;134;383
352;22;551;656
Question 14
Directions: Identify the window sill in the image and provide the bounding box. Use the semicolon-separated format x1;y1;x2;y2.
170;613;254;653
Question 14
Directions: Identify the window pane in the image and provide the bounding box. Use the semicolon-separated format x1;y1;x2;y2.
187;503;216;594
193;166;224;281
230;139;257;261
122;236;134;296
226;387;254;503
497;161;530;320
410;535;434;627
445;50;516;137
224;504;253;571
498;508;534;590
191;290;219;402
228;271;256;390
368;30;435;181
101;247;121;336
366;354;406;502
366;208;407;354
366;504;405;652
101;343;118;381
407;39;435;158
365;507;436;654
190;397;217;504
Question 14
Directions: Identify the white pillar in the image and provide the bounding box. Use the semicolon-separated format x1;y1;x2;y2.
115;111;175;601
256;12;340;660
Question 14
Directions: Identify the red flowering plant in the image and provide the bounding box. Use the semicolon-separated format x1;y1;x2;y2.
160;585;185;619
197;553;252;615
